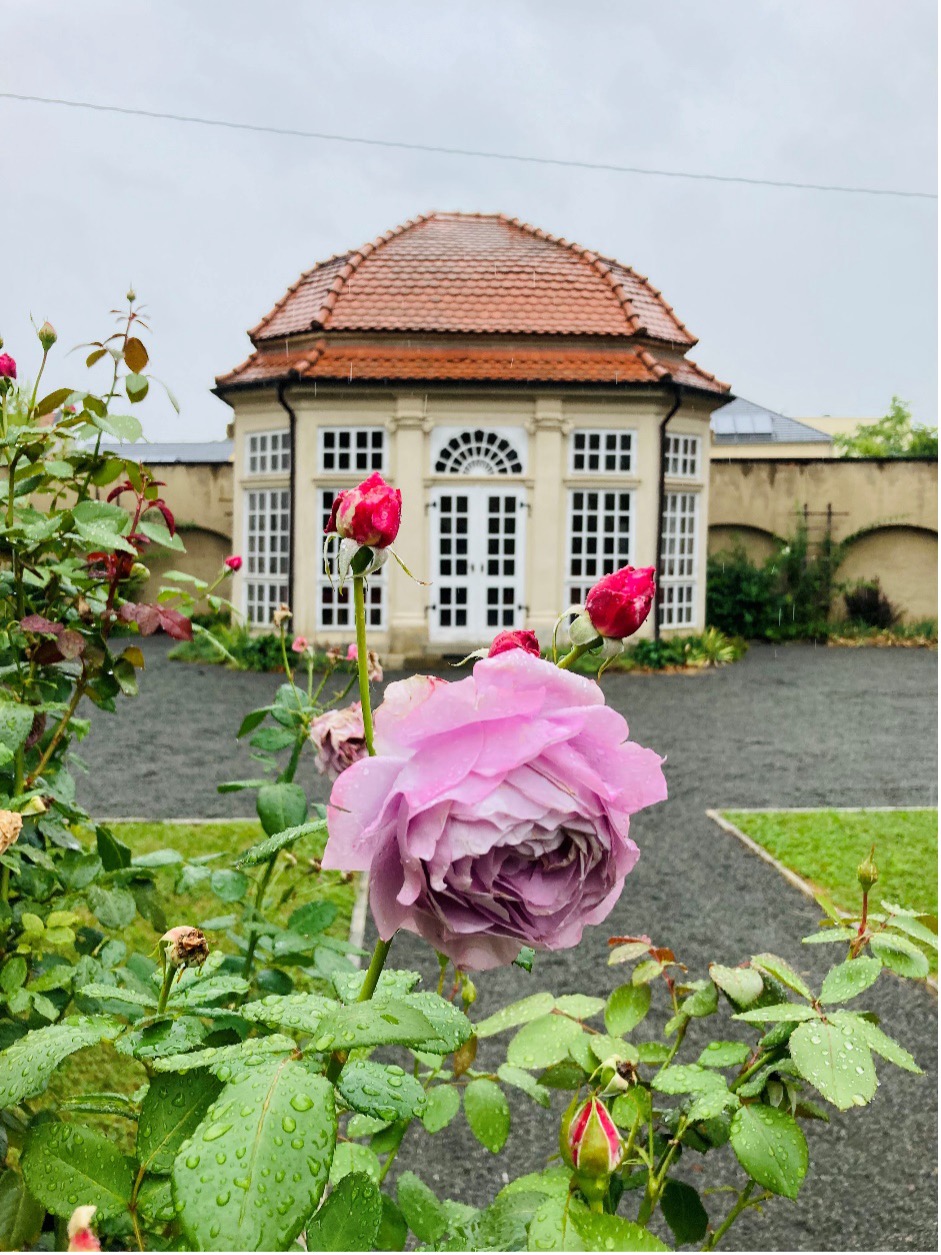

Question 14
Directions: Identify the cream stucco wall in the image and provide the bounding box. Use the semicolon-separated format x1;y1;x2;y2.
226;385;717;659
708;458;938;621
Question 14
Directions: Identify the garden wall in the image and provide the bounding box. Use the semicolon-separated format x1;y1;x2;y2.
138;461;234;605
709;458;938;621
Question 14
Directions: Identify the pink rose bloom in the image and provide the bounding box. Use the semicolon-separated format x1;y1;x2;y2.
488;629;540;658
585;566;656;640
292;635;310;653
322;651;666;970
0;353;16;380
325;472;402;549
346;642;383;682
224;554;243;571
310;704;368;778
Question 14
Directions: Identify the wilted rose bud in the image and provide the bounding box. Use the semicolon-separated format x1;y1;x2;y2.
224;554;243;572
857;845;878;893
67;1206;100;1252
488;629;541;658
0;810;24;855
346;643;383;682
324;646;343;667
37;322;57;351
0;352;16;380
271;603;292;629
585;566;656;641
325;473;402;549
160;926;209;968
560;1096;623;1202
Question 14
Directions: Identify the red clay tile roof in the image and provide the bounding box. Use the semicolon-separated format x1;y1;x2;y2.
217;340;728;393
249;213;696;345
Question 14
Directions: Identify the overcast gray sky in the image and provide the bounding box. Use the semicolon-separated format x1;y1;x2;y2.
3;0;936;440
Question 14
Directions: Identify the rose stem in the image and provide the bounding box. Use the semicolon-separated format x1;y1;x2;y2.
557;642;592;671
352;574;376;756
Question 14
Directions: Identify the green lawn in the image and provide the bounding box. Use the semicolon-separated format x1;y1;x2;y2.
44;818;358;1147
721;808;938;917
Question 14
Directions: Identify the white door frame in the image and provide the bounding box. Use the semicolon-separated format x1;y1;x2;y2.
428;484;528;645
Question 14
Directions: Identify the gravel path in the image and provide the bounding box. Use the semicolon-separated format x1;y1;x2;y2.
77;641;938;1251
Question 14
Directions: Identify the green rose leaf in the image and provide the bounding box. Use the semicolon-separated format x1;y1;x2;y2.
464;1078;511;1153
0;1016;121;1107
507;1013;584;1070
554;995;605;1020
329;1142;382;1185
474;992;556;1038
733;1003;819;1024
0;1169;44;1252
604;983;651;1036
421;1084;461;1133
290;901;339;937
256;782;309;838
652;1065;727;1095
306;1171;382;1251
710;963;764;1007
660;1178;709;1244
788;1018;877;1109
152;1035;295;1074
22;1123;134;1219
497;1063;552;1108
173;1056;336;1252
0;700;34;758
235;819;327;868
397;1171;449;1244
570;1207;671;1251
869;933;930;979
830;1012;922;1074
698;1041;751;1068
313;999;447;1051
137;1071;222;1175
403;991;473;1052
751;952;814;1001
729;1105;808;1199
819;957;883;1004
86;884;137;929
338;1060;426;1122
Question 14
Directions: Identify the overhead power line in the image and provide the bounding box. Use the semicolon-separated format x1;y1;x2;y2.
1;91;936;201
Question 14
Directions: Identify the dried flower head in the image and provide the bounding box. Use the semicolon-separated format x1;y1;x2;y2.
160;926;209;969
272;604;292;629
0;810;23;855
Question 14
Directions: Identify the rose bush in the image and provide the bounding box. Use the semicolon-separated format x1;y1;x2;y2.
0;452;932;1255
323;653;666;968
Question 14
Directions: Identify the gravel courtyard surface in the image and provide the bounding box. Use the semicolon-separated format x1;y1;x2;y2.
78;641;938;1251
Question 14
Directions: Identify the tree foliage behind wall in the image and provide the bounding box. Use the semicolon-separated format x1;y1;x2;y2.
834;397;938;459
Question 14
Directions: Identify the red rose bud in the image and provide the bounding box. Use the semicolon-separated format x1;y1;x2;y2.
488;629;541;658
0;353;16;380
585;566;656;640
326;473;402;549
67;1207;101;1253
561;1097;623;1201
224;554;243;571
37;321;57;351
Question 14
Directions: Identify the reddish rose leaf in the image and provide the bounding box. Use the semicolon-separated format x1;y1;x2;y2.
20;615;62;635
58;630;86;660
157;607;192;641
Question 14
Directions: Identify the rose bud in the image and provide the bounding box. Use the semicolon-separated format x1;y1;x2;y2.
37;321;57;351
560;1096;623;1203
857;845;878;893
346;643;383;682
325;473;402;549
0;353;16;380
67;1206;101;1252
224;554;243;572
160;926;209;969
585;566;656;641
0;810;24;855
488;629;540;658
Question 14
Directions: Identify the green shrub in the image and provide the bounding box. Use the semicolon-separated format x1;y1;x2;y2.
706;545;779;637
844;580;901;629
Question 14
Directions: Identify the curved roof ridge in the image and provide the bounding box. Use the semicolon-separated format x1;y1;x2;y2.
315;213;432;329
249;252;352;339
499;214;642;335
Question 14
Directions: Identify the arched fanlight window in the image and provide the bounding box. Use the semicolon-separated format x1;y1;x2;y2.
434;428;523;475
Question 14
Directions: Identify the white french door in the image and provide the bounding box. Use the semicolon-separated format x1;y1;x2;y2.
428;486;527;644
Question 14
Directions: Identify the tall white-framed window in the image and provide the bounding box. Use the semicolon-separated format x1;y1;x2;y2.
659;490;698;628
246;429;291;475
664;434;700;479
319;427;386;474
244;488;290;627
566;489;634;607
317;489;386;631
569;429;634;475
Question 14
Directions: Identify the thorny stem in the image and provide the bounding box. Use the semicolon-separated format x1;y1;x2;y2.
702;1182;761;1250
850;888;870;959
26;680;85;787
353;575;375;756
156;957;175;1015
325;935;395;1084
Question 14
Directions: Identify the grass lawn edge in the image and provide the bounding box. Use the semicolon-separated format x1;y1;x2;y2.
705;808;938;992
